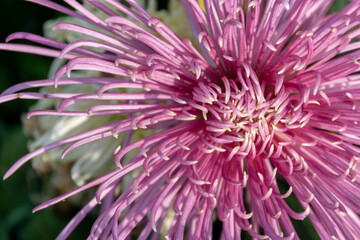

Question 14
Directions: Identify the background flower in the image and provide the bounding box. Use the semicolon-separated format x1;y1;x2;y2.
0;1;191;239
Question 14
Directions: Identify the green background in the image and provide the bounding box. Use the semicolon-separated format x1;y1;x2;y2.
0;0;350;239
0;1;95;239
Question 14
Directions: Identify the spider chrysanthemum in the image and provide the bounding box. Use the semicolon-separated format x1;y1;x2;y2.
1;0;360;239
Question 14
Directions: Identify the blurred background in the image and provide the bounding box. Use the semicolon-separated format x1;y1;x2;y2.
0;0;350;239
0;1;96;239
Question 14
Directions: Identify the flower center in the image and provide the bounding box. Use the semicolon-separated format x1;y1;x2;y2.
190;64;312;160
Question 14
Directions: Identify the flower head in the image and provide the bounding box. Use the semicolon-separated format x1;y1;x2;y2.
1;0;360;239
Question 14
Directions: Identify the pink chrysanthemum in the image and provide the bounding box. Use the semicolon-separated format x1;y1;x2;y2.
1;0;360;239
